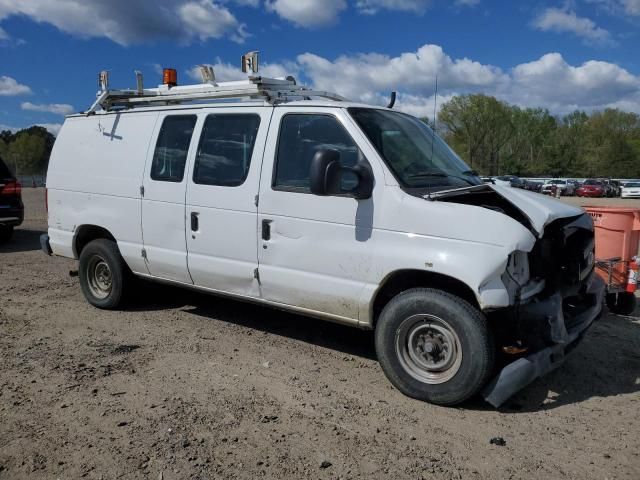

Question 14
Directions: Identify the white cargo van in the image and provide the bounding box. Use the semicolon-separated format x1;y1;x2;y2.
41;61;605;407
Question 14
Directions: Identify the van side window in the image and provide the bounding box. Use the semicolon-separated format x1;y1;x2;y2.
273;114;360;193
193;114;261;187
150;115;197;182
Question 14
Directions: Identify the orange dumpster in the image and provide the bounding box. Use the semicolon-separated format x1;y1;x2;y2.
584;206;640;286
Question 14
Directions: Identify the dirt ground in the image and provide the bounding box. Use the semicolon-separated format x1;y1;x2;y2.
1;188;639;480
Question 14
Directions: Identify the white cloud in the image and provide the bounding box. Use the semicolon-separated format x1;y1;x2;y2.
587;0;640;16
296;45;508;101
0;0;247;45
178;1;248;43
623;0;640;14
356;0;430;15
0;76;31;96
532;8;614;46
455;0;480;6
21;102;75;115
508;52;639;112
265;0;346;27
0;26;7;40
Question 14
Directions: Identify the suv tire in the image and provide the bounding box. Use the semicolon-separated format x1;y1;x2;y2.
0;226;13;242
79;239;130;309
375;288;494;406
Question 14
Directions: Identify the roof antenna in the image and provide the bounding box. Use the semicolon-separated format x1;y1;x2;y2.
426;74;438;201
387;91;396;109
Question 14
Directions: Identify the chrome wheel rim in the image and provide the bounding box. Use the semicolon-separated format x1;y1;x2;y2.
395;314;462;384
87;255;112;300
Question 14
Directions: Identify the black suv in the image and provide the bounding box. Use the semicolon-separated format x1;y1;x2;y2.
0;155;23;242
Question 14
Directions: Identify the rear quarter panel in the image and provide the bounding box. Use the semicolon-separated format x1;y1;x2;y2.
46;112;159;273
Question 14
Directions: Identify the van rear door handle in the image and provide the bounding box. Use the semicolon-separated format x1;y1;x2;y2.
191;212;199;232
262;219;272;241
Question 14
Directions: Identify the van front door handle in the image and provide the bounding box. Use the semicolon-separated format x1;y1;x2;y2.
191;212;199;232
262;219;272;241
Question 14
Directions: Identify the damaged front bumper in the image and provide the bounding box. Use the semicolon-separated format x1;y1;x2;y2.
482;272;605;407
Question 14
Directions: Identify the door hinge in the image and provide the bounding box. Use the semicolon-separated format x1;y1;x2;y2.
141;248;147;259
254;194;259;207
253;267;261;284
140;185;145;197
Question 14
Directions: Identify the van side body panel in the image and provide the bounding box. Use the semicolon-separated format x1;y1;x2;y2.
47;113;158;274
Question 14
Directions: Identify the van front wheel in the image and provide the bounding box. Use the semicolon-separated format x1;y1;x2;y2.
79;239;129;309
375;288;494;406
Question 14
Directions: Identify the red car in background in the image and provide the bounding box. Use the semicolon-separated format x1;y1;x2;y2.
576;179;605;197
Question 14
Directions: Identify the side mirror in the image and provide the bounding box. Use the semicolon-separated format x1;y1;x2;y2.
309;149;374;200
310;149;342;196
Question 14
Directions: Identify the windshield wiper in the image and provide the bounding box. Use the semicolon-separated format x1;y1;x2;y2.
407;171;476;186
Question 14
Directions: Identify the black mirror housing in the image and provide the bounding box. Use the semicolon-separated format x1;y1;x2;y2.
309;149;374;200
310;149;342;196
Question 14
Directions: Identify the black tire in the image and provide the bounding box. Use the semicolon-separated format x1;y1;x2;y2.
606;292;636;315
0;226;13;242
375;288;494;406
78;239;130;309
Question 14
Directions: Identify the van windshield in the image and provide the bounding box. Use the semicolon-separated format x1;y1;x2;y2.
348;108;481;192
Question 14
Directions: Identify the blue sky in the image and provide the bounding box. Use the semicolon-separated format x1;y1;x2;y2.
1;0;639;135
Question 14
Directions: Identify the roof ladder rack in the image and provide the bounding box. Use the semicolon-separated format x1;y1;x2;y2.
86;70;346;115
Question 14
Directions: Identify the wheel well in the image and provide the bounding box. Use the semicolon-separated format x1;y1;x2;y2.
371;270;480;326
74;225;116;257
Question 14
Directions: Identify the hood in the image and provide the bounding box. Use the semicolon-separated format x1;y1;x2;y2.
430;184;583;236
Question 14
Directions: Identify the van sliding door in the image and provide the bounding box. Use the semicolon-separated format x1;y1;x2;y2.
184;107;272;297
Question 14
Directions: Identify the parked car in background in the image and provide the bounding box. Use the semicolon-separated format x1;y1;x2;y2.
495;175;525;189
603;180;621;197
524;180;543;192
576;179;605;197
491;176;512;188
541;179;574;196
481;177;494;184
0;155;24;242
567;180;581;191
621;182;640;198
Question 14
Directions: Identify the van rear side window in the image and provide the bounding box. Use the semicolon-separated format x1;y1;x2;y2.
193;114;261;187
150;115;197;182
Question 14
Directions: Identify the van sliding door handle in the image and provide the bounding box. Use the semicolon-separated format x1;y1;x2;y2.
191;212;199;232
262;219;272;241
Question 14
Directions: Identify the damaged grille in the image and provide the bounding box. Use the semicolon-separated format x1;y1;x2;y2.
529;214;595;292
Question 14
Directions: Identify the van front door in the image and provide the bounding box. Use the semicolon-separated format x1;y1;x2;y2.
185;108;271;297
257;109;381;323
142;114;198;284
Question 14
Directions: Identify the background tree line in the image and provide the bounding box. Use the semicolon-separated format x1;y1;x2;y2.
0;127;55;176
436;94;640;178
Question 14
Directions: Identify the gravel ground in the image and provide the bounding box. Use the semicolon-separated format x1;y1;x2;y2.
1;188;639;480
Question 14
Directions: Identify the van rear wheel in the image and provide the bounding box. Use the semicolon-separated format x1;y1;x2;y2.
375;288;494;406
79;239;129;309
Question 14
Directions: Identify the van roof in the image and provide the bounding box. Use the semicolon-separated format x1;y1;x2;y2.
67;99;389;118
